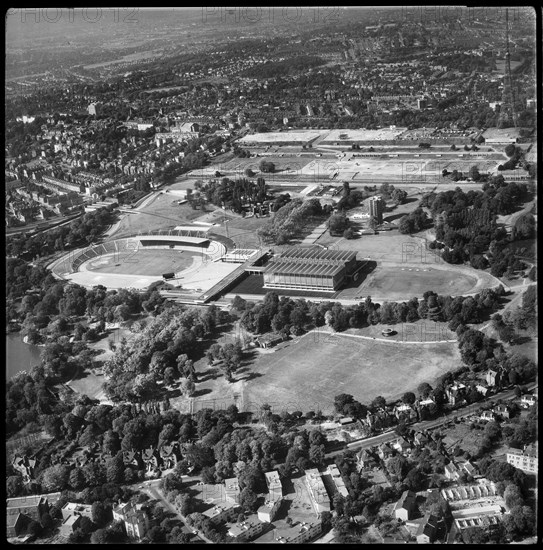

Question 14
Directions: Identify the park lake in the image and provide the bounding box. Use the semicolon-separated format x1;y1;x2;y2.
6;333;43;380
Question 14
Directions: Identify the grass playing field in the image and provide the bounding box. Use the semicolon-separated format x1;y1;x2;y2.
242;330;461;415
84;249;199;277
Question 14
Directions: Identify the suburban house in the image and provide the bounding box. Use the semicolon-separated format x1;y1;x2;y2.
520;394;536;408
416;512;439;544
446;383;467;406
141;447;161;474
492;404;510;419
159;443;179;470
444;462;461;481
485;369;502;387
392;436;413;455
478;410;496;422
11;455;37;483
394;404;417;423
475;384;490;397
377;442;395;460
418;397;436;409
459;461;478;478
122;449;143;469
394;490;417;521
112;501;147;540
413;431;431;447
356;448;379;471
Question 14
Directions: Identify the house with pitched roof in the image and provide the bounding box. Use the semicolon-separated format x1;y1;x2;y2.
444;462;461;481
416;512;439;544
377;442;395;461
356;448;379;471
122;449;143;469
159;443;180;470
141;447;161;475
11;455;36;483
394;490;417;521
112;501;148;540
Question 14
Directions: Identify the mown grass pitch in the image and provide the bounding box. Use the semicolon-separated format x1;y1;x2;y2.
85;249;198;277
243;331;460;415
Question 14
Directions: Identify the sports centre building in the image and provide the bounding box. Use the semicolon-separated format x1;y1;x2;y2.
262;248;358;292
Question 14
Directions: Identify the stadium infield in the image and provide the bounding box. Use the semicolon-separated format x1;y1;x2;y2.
83;249;199;277
241;329;461;415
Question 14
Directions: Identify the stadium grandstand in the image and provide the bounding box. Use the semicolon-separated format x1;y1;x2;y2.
49;226;226;278
263;248;357;292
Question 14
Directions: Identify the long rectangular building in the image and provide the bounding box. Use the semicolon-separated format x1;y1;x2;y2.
263;248;357;292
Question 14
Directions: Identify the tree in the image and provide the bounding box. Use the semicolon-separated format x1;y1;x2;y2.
334;394;355;415
391;188;408;205
40;464;71;492
503;484;525;510
259;160;275;173
69;468;86;491
343;228;355;239
417;383;433;399
239;487;259;512
92;501;112;526
328;213;349;235
232;296;247;311
371;396;387;410
6;476;23;497
309;444;326;467
402;392;416;405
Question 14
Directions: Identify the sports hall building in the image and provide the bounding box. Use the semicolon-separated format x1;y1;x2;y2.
263;248;357;292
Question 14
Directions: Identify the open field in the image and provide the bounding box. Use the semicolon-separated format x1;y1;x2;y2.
68;371;108;402
84;249;198;277
113;193;211;238
240;330;461;415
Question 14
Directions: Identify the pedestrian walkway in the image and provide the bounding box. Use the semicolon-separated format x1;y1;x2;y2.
300;221;329;245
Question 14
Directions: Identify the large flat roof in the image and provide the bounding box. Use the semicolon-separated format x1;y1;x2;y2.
277;248;357;263
265;260;344;278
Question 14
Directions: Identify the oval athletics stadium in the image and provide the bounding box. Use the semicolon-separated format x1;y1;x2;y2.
49;226;262;301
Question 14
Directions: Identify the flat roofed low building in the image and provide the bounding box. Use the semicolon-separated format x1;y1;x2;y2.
257;498;282;523
451;504;505;531
305;468;331;515
264;471;283;501
228;517;265;541
269;521;322;544
327;465;349;498
263;248;357;292
61;502;93;520
203;501;241;524
224;477;241;503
